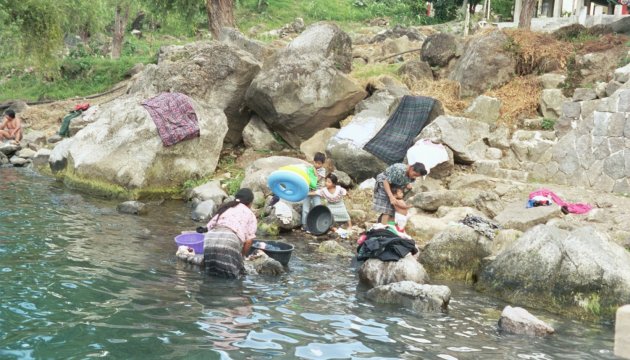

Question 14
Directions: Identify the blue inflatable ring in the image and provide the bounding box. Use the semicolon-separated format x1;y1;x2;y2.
267;170;309;202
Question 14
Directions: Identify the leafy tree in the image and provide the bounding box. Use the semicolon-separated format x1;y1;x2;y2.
433;0;460;21
491;0;514;21
0;0;65;73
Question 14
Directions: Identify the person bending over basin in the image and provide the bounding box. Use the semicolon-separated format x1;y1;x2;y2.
204;188;257;278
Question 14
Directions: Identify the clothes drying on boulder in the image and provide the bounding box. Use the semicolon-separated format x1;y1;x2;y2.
58;110;83;137
141;92;199;147
356;228;417;262
528;188;592;214
406;139;449;174
363;95;436;164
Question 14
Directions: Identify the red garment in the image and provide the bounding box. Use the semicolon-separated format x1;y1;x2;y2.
528;188;592;214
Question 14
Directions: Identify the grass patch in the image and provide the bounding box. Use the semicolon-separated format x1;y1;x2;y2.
0;56;147;102
541;118;555;130
216;153;245;196
236;0;432;35
0;34;182;102
351;62;402;81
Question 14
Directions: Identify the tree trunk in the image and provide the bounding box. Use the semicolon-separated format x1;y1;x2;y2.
518;0;537;28
206;0;235;39
112;4;130;59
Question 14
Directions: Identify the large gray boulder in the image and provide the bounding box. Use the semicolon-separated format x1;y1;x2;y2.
218;27;273;61
366;281;451;313
358;255;429;288
449;30;516;97
49;95;227;193
417;115;490;164
479;225;630;318
242;115;283;151
128;41;261;144
420;224;492;281
300;127;339;161
421;33;459;68
245;22;367;148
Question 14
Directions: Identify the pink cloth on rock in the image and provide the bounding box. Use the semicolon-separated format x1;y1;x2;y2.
207;203;258;244
528;188;592;214
141;92;200;146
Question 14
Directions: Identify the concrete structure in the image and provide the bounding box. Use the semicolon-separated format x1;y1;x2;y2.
500;0;628;32
616;305;630;359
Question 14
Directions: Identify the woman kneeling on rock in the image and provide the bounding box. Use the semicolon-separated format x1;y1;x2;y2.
204;188;257;278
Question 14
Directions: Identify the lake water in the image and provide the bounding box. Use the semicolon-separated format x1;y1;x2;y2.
0;167;618;359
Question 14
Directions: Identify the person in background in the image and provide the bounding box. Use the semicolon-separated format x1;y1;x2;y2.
302;152;327;232
372;162;427;225
203;188;257;278
309;173;352;231
0;110;22;144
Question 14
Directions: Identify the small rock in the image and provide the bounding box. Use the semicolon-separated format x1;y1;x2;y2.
498;306;554;336
117;201;147;215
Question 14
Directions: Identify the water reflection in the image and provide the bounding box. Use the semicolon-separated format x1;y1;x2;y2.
0;167;619;359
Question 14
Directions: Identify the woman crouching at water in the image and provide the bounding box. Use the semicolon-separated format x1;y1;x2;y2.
204;188;257;278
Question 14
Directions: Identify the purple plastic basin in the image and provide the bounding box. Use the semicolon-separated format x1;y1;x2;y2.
174;233;205;254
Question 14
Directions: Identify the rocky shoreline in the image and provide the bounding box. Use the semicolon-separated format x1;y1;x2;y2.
3;21;630;322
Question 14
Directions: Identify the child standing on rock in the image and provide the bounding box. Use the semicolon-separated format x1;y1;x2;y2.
301;152;327;232
310;173;352;231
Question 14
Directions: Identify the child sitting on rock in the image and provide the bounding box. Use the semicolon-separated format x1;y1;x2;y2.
309;173;352;231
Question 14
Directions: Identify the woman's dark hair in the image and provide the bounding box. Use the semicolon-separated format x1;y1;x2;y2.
211;188;254;224
326;173;338;185
411;162;427;176
4;109;15;119
314;152;326;163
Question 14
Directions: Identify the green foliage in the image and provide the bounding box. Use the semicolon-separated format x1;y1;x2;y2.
182;176;212;190
1;0;65;74
224;173;245;196
217;154;245;196
541;118;555;130
491;0;513;21
0;55;151;101
236;0;433;32
433;0;459;21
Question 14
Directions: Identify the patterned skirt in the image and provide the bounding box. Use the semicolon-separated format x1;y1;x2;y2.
372;173;395;216
327;200;351;223
203;226;245;279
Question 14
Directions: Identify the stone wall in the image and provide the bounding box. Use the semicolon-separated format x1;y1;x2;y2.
540;85;630;193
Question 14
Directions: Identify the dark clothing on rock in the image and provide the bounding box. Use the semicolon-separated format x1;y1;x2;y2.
357;229;418;262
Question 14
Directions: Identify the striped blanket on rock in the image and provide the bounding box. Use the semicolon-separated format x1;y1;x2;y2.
363;95;436;164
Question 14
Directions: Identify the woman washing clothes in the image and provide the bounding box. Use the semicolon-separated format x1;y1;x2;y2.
203;188;257;278
372;162;427;225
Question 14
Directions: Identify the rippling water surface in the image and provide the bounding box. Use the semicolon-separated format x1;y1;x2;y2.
0;167;617;359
